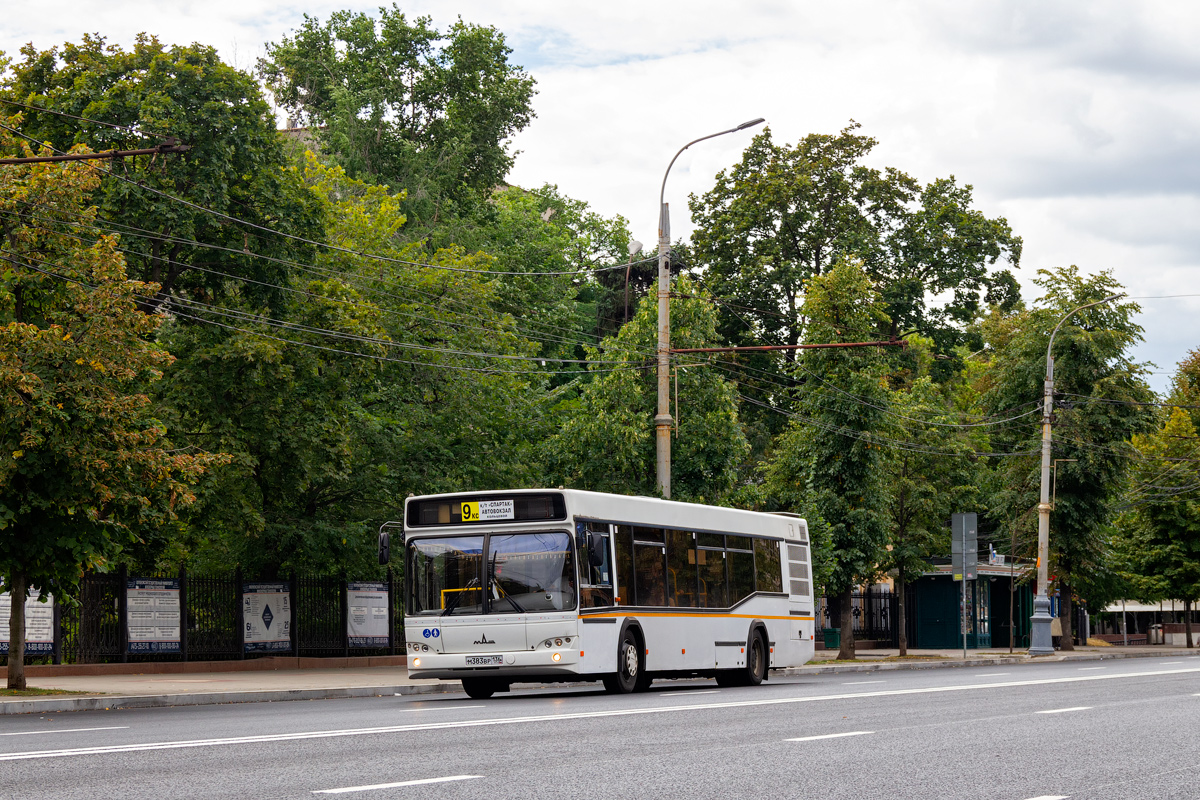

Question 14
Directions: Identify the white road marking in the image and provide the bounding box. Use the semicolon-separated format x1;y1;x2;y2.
1077;667;1105;671
1037;707;1092;714
841;680;885;685
977;673;1010;677
659;690;719;696
786;731;873;742
313;775;482;794
3;666;1197;762
0;726;129;737
1023;795;1068;799
396;705;484;713
1162;661;1183;665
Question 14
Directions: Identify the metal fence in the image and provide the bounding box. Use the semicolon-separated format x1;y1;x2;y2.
21;567;405;665
816;588;901;647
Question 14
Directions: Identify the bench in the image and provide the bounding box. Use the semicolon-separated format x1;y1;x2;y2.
1092;633;1148;645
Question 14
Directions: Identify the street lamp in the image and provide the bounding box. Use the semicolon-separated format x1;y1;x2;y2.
1028;292;1123;655
654;118;765;499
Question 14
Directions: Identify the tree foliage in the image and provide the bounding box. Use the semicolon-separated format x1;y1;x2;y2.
689;123;1022;357
0;131;218;687
261;6;536;226
982;266;1154;646
765;260;892;657
545;276;748;502
1;34;321;311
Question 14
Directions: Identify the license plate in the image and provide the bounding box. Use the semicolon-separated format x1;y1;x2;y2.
465;655;503;666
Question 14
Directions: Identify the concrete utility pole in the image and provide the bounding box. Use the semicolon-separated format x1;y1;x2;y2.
1029;293;1123;655
655;118;764;499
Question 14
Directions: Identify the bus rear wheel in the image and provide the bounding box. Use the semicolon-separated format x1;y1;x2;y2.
603;630;641;694
462;678;500;699
715;631;767;687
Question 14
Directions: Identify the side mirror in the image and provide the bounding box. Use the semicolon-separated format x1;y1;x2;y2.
587;533;605;568
377;530;390;565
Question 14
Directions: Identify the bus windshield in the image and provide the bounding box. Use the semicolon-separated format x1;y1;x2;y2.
489;532;576;613
407;532;577;615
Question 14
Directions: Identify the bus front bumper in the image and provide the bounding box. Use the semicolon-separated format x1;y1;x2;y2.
408;648;581;680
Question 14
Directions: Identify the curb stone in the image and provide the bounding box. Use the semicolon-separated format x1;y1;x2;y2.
3;649;1195;714
0;681;462;715
783;648;1200;676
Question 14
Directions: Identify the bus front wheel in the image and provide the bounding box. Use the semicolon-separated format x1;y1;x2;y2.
603;630;641;694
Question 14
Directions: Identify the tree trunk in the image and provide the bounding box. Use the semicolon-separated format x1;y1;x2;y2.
837;586;856;660
1186;599;1194;649
897;566;908;657
6;572;27;690
1059;582;1075;651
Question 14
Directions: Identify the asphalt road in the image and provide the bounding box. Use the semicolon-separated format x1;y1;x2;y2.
1;656;1198;800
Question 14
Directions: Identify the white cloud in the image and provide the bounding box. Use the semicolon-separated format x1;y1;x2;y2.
4;0;1199;391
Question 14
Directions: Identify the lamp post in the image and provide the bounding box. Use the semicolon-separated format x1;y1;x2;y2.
1028;292;1123;655
654;118;764;499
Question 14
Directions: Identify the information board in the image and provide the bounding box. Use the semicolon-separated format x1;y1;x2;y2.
126;578;181;654
0;587;54;655
243;583;291;653
951;512;978;581
347;582;389;648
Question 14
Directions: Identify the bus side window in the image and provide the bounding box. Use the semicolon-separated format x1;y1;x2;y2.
581;523;614;607
614;525;633;606
666;529;698;607
755;538;783;593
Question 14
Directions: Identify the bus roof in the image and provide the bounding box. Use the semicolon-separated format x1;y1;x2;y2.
402;489;806;540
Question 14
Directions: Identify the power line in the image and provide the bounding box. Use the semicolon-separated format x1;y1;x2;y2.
0;204;660;364
0;98;155;135
0;250;647;377
0;118;650;279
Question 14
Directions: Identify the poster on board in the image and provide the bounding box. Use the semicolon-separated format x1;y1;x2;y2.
243;583;291;653
126;578;181;654
346;582;389;648
0;586;54;655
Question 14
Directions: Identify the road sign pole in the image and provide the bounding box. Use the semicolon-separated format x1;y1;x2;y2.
962;541;968;660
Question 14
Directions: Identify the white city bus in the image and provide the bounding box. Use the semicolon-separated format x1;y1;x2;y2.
379;489;815;699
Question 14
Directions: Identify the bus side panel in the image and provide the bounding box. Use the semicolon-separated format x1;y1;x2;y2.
641;615;713;671
578;618;619;675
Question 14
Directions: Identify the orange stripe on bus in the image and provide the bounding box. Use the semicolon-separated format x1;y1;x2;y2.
579;612;814;622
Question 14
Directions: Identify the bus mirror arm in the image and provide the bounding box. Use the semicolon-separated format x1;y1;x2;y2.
377;530;390;565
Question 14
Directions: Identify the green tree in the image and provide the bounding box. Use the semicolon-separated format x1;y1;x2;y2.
982;267;1154;649
1122;402;1200;647
444;184;637;368
882;369;982;655
688;124;1021;456
162;154;549;575
765;260;892;659
2;34;321;311
545;275;749;502
0;134;218;688
690;123;1021;354
260;6;536;227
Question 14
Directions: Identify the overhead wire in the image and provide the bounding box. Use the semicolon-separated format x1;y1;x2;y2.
0;203;661;365
0;249;649;377
0;118;653;279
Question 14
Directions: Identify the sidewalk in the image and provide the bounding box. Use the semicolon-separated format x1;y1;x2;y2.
4;646;1196;715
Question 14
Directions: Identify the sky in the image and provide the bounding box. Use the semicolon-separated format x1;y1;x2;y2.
4;0;1198;393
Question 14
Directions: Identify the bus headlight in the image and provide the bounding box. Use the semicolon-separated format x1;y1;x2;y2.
413;657;421;668
552;653;561;662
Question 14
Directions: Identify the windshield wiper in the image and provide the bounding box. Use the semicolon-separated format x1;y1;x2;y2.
441;576;479;616
489;547;526;613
